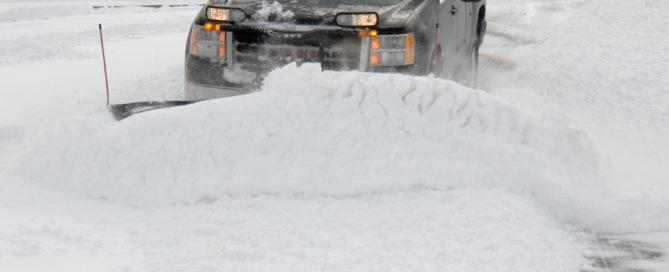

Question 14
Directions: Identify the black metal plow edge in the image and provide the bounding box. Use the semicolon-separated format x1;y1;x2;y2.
108;101;196;121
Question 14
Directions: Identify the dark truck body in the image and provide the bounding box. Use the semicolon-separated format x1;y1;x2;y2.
185;0;486;100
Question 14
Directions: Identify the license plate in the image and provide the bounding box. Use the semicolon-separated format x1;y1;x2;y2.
262;45;320;61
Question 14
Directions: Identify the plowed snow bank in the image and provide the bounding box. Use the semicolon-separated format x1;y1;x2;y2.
16;63;669;233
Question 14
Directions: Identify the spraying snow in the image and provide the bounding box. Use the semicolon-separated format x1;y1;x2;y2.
252;1;295;22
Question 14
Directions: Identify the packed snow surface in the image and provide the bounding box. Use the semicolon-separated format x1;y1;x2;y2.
2;176;587;271
2;0;669;271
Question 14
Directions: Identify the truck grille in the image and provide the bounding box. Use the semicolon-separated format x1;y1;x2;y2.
232;31;361;74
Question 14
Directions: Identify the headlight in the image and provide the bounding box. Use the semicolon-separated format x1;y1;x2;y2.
370;33;415;66
336;13;378;27
207;7;246;23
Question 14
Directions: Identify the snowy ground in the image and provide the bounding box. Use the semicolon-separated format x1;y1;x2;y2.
1;0;668;271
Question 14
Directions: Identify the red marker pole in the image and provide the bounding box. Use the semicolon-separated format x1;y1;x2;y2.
99;24;110;107
433;23;439;76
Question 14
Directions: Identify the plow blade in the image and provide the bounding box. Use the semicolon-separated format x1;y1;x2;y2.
108;101;195;121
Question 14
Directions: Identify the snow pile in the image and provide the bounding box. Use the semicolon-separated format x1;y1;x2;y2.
19;63;664;233
18;63;595;204
8;64;596;270
252;1;295;22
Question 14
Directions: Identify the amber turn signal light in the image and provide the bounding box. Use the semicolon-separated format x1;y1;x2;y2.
359;30;378;37
371;37;380;49
404;34;415;65
204;23;221;31
370;52;379;64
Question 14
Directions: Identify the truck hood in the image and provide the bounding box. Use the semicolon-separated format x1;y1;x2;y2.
207;0;426;28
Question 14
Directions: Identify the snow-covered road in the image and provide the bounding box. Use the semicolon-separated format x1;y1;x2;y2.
1;0;668;271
